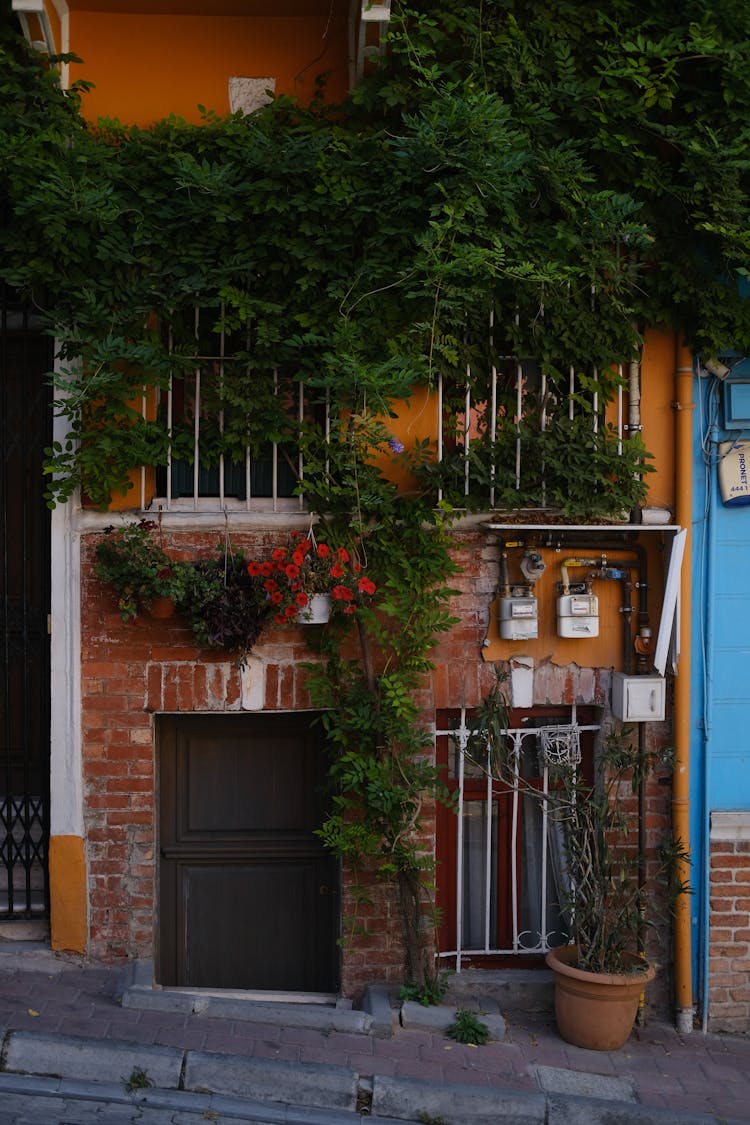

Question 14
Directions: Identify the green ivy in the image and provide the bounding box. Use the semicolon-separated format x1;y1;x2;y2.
5;3;750;509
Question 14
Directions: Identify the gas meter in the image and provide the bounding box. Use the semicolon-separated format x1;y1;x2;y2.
499;587;538;640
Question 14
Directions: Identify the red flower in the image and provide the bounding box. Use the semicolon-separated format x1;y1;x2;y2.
336;547;350;563
292;550;305;567
330;562;344;579
316;544;330;558
260;561;273;576
331;584;354;601
264;579;278;592
247;562;262;576
296;592;309;606
299;539;312;553
272;547;287;561
274;612;286;623
270;591;283;604
358;576;376;596
285;563;300;579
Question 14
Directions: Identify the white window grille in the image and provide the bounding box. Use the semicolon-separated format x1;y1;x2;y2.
134;305;626;514
437;308;626;511
437;707;599;970
136;305;317;513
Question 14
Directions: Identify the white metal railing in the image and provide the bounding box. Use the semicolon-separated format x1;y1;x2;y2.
437;707;600;971
137;307;624;513
139;305;313;513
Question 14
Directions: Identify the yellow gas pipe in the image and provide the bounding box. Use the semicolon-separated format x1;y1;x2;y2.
673;341;694;1034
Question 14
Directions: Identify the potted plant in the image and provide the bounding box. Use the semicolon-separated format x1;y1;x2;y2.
180;548;272;661
474;681;685;1051
95;520;187;622
247;532;377;625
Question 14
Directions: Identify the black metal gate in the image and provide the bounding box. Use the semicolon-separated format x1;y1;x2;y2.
0;284;52;921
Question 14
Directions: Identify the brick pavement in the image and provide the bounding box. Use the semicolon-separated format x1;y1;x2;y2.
0;947;749;1122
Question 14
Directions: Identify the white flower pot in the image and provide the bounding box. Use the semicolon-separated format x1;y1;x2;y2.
296;593;332;624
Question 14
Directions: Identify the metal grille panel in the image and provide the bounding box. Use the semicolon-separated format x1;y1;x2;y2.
0;283;52;920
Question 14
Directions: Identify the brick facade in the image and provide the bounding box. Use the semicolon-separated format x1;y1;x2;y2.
708;817;750;1033
78;524;673;1006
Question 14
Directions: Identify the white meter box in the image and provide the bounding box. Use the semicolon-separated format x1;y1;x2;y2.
557;593;599;638
612;673;666;722
499;595;538;640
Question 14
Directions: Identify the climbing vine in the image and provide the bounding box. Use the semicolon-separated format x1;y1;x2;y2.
3;0;750;983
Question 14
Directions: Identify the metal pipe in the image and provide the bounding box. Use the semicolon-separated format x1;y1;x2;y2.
673;342;695;1033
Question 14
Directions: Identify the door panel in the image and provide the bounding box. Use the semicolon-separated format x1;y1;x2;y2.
158;713;338;992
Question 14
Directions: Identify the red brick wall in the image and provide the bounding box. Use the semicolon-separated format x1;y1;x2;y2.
708;836;750;1032
79;524;673;1005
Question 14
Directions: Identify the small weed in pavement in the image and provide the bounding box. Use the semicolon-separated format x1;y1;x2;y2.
122;1066;152;1093
445;1009;491;1046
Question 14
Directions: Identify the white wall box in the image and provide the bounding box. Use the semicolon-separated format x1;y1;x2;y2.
611;673;666;722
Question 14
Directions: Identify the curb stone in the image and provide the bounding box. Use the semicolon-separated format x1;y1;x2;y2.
371;1074;546;1124
3;1030;183;1089
183;1049;359;1111
544;1093;747;1125
399;998;507;1040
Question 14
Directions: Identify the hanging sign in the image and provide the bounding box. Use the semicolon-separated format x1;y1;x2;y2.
718;441;750;507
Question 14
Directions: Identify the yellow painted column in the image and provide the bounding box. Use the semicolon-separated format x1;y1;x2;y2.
49;835;87;954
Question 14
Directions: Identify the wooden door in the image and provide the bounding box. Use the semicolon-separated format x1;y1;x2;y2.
158;713;338;992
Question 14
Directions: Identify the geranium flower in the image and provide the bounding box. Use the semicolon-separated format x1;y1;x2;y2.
246;536;376;625
332;584;354;601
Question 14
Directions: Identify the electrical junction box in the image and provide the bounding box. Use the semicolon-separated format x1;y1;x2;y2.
557;593;599;638
611;673;666;722
723;371;750;430
499;594;538;640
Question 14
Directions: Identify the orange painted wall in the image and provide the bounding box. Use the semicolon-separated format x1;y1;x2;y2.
641;329;677;511
67;8;349;125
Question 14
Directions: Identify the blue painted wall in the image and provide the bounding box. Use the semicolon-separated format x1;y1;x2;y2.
691;364;750;1011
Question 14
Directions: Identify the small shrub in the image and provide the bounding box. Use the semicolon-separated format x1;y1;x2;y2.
399;972;451;1007
445;1008;491;1046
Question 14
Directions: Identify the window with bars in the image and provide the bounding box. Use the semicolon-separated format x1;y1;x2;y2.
130;305;642;517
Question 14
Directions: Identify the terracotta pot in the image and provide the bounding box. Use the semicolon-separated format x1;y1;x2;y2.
545;944;655;1051
147;596;176;619
296;593;332;624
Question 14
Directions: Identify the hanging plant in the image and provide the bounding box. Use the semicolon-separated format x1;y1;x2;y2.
180;550;272;661
94;520;188;623
247;533;377;624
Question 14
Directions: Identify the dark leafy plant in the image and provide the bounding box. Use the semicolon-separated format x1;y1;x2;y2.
179;550;271;661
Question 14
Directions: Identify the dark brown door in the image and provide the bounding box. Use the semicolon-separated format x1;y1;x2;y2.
158;713;338;992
